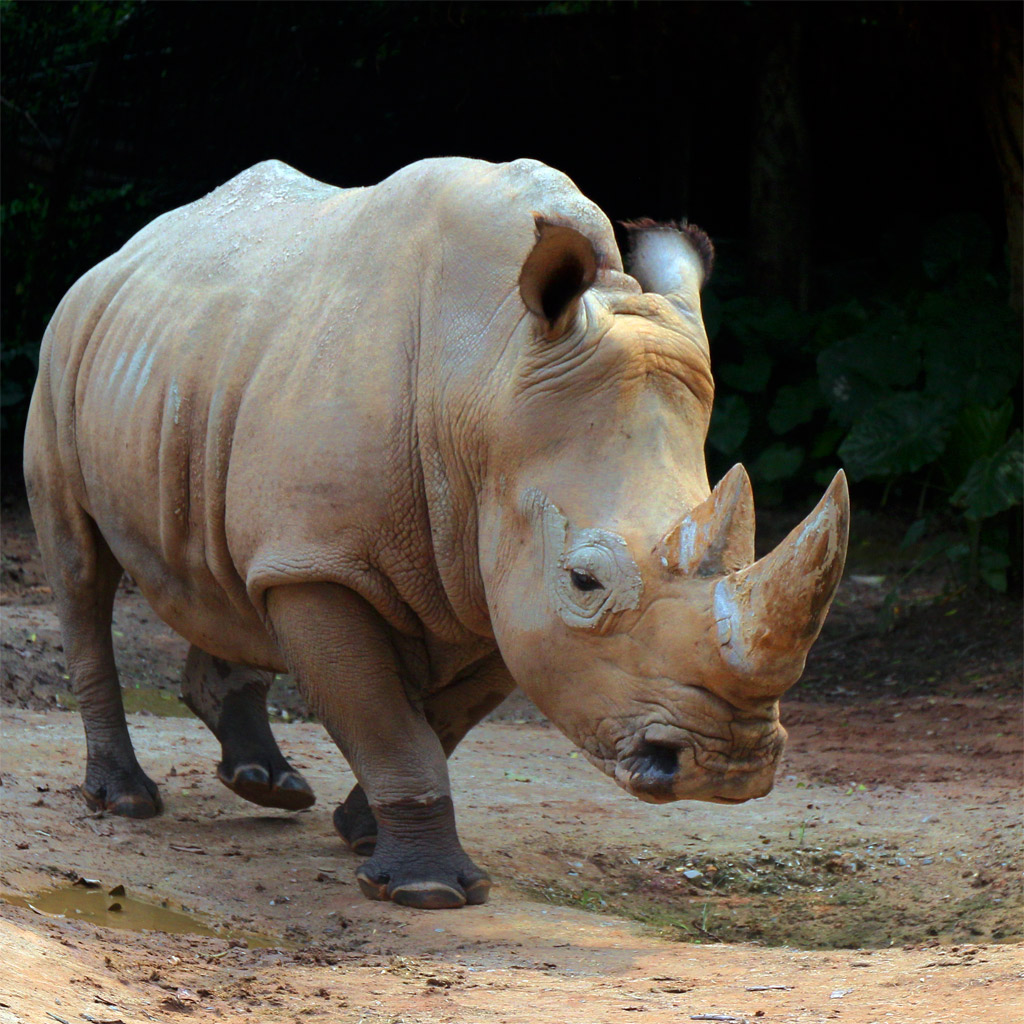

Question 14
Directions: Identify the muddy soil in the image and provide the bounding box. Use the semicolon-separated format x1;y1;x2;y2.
2;500;1022;1022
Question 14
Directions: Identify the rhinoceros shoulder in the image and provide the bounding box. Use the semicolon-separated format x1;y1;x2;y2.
366;155;622;275
195;159;344;211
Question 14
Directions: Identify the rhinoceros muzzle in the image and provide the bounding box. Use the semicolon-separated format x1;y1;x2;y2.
609;717;788;805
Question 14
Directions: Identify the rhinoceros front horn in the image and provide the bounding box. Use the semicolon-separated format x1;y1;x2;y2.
714;470;850;696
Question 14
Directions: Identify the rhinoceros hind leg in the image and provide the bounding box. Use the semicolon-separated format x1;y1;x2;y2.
213;687;315;811
82;764;163;818
181;647;315;811
333;784;377;854
25;462;162;818
354;797;491;909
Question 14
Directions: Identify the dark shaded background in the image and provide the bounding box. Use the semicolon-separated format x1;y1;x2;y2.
2;1;1021;587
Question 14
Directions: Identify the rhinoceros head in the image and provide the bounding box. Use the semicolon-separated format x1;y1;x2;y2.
478;218;849;805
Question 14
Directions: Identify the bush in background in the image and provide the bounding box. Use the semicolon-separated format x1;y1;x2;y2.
705;213;1022;593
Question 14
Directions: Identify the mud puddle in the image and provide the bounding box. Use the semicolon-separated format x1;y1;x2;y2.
56;684;194;717
54;680;305;720
0;880;289;948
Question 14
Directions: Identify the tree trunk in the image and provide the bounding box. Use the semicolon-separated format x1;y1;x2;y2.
982;8;1023;315
749;19;811;310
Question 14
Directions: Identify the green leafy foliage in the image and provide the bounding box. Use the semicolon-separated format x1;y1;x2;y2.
717;351;772;394
838;393;956;480
752;443;804;483
952;431;1024;522
1;1;150;445
817;309;922;424
708;394;751;456
767;380;821;435
705;215;1021;591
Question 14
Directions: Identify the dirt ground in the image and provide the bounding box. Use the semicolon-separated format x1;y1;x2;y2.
2;499;1022;1023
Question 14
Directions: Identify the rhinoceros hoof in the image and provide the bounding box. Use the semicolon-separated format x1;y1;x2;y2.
354;857;492;909
217;761;315;811
333;785;378;855
82;763;163;818
333;805;377;855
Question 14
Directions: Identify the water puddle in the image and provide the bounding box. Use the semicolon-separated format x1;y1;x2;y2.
57;685;192;718
1;880;288;947
58;681;310;721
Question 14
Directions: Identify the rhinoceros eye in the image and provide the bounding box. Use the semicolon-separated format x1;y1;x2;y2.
570;569;604;592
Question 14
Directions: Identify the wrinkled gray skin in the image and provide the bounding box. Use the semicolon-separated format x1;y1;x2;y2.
25;158;848;910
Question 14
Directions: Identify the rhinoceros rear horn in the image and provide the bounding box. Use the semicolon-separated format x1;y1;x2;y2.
716;470;850;695
662;464;755;576
519;220;598;340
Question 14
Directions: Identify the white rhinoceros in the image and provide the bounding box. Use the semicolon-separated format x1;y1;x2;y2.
25;157;848;909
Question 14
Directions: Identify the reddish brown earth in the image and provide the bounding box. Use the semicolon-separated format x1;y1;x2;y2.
2;500;1022;1022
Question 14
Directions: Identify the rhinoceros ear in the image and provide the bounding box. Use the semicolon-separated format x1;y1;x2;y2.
519;219;598;340
622;220;714;315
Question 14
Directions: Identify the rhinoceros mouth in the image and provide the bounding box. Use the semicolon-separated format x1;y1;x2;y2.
583;720;786;805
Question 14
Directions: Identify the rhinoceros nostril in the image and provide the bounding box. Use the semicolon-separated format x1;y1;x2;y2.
635;740;679;783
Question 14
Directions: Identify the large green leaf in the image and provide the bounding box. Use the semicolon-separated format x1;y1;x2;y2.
751;442;804;483
951;431;1024;522
820;308;920;386
812;299;870;349
716;351;772;393
767;380;822;434
721;296;814;349
838;392;955;480
707;393;750;455
809;423;846;460
913;261;1021;407
748;302;816;352
942;401;1015;488
919;297;1021;409
817;309;921;423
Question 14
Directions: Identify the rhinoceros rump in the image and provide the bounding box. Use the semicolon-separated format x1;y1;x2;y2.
24;158;849;910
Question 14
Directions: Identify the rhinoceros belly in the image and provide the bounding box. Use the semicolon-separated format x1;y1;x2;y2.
70;283;285;671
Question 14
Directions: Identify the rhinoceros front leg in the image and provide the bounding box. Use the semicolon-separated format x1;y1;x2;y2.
333;652;514;856
266;582;490;909
180;646;314;811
